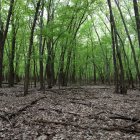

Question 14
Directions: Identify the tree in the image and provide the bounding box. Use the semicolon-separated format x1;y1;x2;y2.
24;0;41;94
107;0;119;93
133;0;140;49
8;3;19;87
114;0;140;86
0;0;139;92
39;0;45;90
0;0;15;87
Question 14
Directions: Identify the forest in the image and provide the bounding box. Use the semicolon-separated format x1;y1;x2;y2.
0;0;140;139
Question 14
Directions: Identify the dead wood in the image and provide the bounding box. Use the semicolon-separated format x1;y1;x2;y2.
109;115;140;123
0;86;139;138
8;96;47;120
45;87;94;95
70;101;92;107
50;108;83;117
0;114;10;122
102;126;140;134
67;97;84;101
124;119;140;128
39;107;103;120
48;87;83;90
25;119;140;134
0;93;4;96
25;119;97;131
39;107;84;117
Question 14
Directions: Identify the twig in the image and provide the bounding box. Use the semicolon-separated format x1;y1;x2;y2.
124;119;140;128
109;115;140;123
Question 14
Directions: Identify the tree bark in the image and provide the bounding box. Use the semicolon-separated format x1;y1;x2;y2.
8;11;18;87
0;0;15;87
24;0;41;94
115;0;140;85
133;0;140;49
39;0;45;90
45;0;55;88
109;0;127;94
107;0;119;93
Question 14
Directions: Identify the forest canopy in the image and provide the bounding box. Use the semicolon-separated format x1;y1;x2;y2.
0;0;140;94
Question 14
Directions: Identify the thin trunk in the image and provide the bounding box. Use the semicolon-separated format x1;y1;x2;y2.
33;59;37;88
117;30;135;88
0;0;14;87
46;40;53;88
107;0;119;93
8;12;18;87
109;0;127;94
93;63;96;84
115;0;140;84
45;0;55;88
24;0;41;94
114;31;127;94
71;52;76;83
101;4;134;88
133;0;140;49
39;0;45;90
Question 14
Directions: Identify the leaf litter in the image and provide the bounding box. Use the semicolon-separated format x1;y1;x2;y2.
0;85;140;140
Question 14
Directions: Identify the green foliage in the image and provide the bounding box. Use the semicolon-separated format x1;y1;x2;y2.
1;0;139;82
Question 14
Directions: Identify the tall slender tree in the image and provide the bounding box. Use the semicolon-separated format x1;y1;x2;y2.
0;0;15;87
107;0;119;93
115;0;140;85
8;6;19;87
24;0;41;94
133;0;140;49
39;0;45;90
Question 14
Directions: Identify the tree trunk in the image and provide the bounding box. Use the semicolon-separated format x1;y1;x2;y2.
0;0;14;87
33;59;37;88
133;0;140;49
39;0;45;90
109;0;127;94
0;29;3;88
115;0;140;85
46;40;53;88
107;0;119;93
24;0;41;95
8;13;17;87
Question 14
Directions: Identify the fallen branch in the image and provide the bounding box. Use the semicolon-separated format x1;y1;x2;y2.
45;87;96;95
67;97;84;101
8;96;47;120
0;114;10;122
24;119;140;134
102;126;140;134
25;119;96;131
0;114;13;126
39;107;85;118
109;115;140;123
124;119;140;128
70;101;92;107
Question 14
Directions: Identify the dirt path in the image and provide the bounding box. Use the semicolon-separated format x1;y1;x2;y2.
0;86;140;139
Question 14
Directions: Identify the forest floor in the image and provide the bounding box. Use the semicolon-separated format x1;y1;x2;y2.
0;85;140;140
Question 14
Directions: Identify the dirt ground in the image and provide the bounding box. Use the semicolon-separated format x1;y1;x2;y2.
0;85;140;140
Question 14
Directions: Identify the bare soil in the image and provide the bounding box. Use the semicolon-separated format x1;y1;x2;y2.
0;85;140;140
